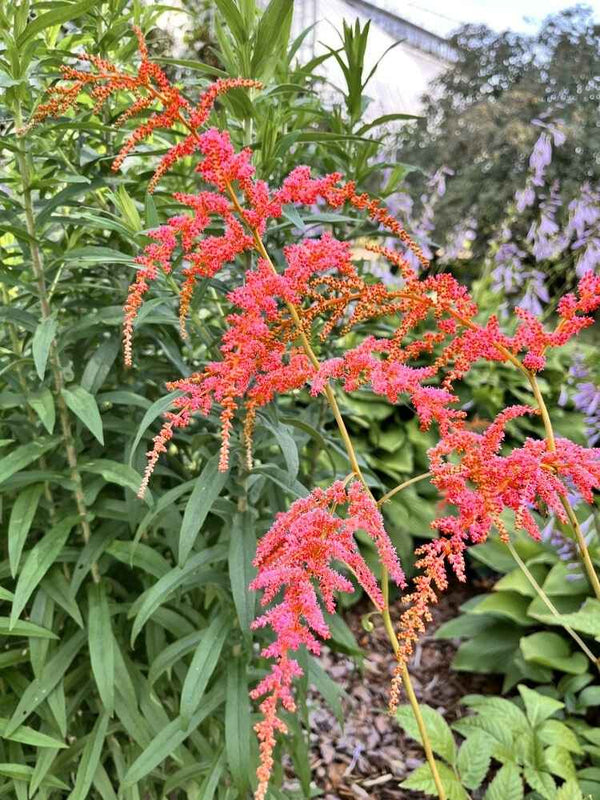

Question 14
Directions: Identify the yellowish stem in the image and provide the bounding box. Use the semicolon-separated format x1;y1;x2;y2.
221;182;447;800
382;567;447;800
506;539;599;670
378;472;432;508
528;374;600;600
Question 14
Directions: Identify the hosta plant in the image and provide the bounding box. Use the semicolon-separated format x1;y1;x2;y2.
20;18;600;800
397;685;596;799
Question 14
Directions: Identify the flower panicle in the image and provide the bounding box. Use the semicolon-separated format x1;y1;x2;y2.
249;480;404;798
389;403;600;710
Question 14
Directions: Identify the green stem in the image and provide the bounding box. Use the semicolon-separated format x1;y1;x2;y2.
382;567;447;800
221;180;447;800
14;102;98;582
527;374;600;600
506;539;599;670
561;498;600;602
1;286;56;519
378;472;432;508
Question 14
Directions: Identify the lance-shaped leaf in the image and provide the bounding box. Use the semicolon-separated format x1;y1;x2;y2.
61;386;104;444
10;515;79;628
180;614;230;725
87;583;114;715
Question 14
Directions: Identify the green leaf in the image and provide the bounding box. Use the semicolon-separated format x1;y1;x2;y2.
469;591;533;626
456;731;492;790
180;614;230;725
31;317;57;381
87;583;114;715
252;0;293;74
41;568;83;627
401;761;468;799
452;624;521;673
0;617;57;639
579;685;600;706
178;455;229;565
28;389;55;434
67;712;109;800
6;630;86;736
225;659;252;794
484;763;523;800
523;767;556;799
81;338;120;395
307;657;345;726
106;540;170;578
520;632;588;675
556;779;583;800
213;0;247;43
148;630;205;686
259;415;299;479
228;511;257;639
61;386;104;444
10;515;79;628
122;685;225;786
435;614;494;640
144;193;159;228
8;484;44;577
253;463;308;498
0;717;66;748
0;439;57;486
542;562;590;596
80;460;150;501
518;684;564;727
460;695;529;733
17;0;99;45
0;763;69;790
63;246;135;263
494;564;549;597
396;704;456;765
534;598;600;637
129;544;227;644
357;112;420;134
129;392;179;464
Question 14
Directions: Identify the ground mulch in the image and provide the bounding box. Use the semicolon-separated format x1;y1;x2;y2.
300;580;500;799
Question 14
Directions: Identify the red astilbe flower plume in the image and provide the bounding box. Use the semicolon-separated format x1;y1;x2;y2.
22;27;261;186
250;479;404;800
389;405;600;710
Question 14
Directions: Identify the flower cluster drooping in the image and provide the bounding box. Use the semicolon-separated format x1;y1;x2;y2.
28;30;600;800
389;406;600;706
250;479;404;800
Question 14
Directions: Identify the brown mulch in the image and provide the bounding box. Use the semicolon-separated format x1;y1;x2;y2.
301;580;501;799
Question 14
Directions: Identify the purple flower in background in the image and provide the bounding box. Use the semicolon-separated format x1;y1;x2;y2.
566;183;600;239
492;241;526;294
575;236;600;276
530;132;552;186
428;166;454;198
529;118;565;187
515;182;536;212
540;490;596;581
440;216;477;264
573;380;600;446
526;182;568;262
517;269;549;316
565;183;600;275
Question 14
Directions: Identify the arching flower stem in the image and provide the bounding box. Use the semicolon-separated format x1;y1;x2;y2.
382;564;448;799
445;300;600;600
220;183;448;800
377;472;433;508
506;539;600;669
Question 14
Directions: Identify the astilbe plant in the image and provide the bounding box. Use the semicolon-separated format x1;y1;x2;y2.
28;30;600;800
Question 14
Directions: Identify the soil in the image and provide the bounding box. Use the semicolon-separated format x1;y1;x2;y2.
300;580;501;800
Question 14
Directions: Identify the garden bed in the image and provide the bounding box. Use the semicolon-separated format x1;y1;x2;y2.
306;581;500;799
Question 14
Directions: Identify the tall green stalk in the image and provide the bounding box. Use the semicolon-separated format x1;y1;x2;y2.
13;100;97;581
